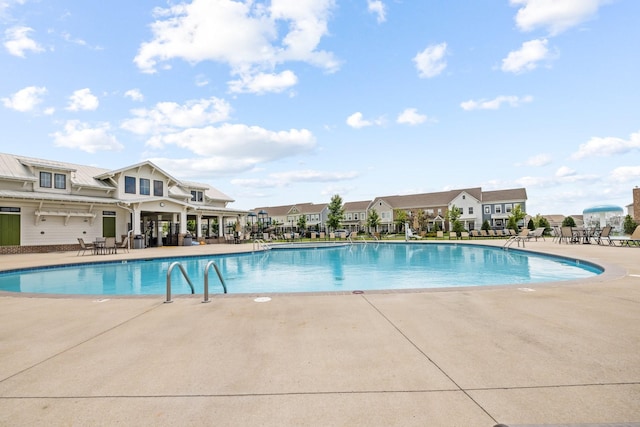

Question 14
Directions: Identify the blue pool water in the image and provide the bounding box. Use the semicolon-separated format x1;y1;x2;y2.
0;243;601;295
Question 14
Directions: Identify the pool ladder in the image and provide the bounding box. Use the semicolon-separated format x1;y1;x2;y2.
165;260;227;304
252;239;271;251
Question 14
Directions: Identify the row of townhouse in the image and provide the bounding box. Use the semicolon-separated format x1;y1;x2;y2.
0;152;247;254
250;187;528;235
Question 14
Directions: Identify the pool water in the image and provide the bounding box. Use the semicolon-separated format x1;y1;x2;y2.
0;243;601;295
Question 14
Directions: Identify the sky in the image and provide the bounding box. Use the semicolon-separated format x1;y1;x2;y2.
1;0;639;216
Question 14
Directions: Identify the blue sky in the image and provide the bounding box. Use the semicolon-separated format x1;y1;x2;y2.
1;0;639;216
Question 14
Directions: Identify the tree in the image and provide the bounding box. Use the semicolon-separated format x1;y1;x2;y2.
481;220;491;231
297;215;307;232
507;204;526;230
394;209;409;231
326;194;345;231
538;217;551;234
367;208;381;234
623;214;638;234
445;205;462;235
562;216;576;227
527;218;535;231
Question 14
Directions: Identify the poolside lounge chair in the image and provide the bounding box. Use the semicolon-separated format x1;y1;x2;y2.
436;231;444;239
77;238;95;256
527;227;546;241
449;231;457;240
406;228;423;240
504;228;529;247
559;226;575;244
611;225;640;247
460;231;470;240
487;230;497;238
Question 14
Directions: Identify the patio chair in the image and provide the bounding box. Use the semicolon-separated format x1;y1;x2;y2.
527;227;546;241
593;226;613;245
105;237;117;254
460;231;470;240
436;231;444;239
406;228;423;240
559;226;575;244
449;231;457;240
116;236;130;253
470;230;480;239
77;238;95;256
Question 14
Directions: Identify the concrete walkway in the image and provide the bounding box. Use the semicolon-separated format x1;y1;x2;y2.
0;240;639;426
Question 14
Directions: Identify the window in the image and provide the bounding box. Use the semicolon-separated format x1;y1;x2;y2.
495;205;502;214
140;178;150;195
505;204;513;213
484;206;490;214
54;173;66;189
153;180;163;197
426;209;434;216
437;208;442;215
354;213;358;220
40;172;52;188
347;213;352;220
190;190;203;202
468;207;474;215
125;176;136;194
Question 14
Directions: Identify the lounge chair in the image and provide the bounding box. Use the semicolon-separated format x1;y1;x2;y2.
436;231;444;239
77;238;95;256
470;230;480;239
611;225;640;247
487;230;497;238
460;231;470;240
504;228;529;247
449;231;457;240
406;228;423;240
479;230;489;238
527;227;545;241
558;226;575;244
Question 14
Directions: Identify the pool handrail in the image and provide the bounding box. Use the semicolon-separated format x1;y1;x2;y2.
252;239;271;251
165;261;195;303
203;260;227;303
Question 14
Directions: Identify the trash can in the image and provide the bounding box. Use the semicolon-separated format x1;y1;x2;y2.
183;234;192;246
133;235;144;249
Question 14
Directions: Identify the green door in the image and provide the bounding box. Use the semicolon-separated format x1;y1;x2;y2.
102;217;116;238
0;214;20;246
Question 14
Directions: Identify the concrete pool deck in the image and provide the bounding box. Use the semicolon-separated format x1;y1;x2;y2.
0;239;638;426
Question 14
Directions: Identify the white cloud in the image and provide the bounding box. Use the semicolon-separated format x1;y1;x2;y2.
1;86;46;112
571;130;640;159
610;166;640;183
413;42;447;78
367;0;386;23
124;89;144;102
555;166;576;177
3;26;44;57
134;0;339;94
510;0;608;35
523;153;552;167
121;97;232;135
460;95;533;111
145;124;316;176
51;120;124;153
346;112;371;129
228;70;298;94
396;108;427;125
501;39;551;73
66;88;99;111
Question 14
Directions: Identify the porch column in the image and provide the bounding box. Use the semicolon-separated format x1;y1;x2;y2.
132;209;141;235
180;210;187;234
196;214;202;239
217;215;223;237
156;215;163;247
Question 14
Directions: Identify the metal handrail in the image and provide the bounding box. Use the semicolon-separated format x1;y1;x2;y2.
165;262;195;303
203;260;227;303
252;239;271;251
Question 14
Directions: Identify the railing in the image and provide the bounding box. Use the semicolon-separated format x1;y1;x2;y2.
252;239;271;251
348;234;367;245
165;262;195;303
203;260;227;303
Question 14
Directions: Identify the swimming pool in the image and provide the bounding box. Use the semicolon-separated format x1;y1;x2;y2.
0;243;602;296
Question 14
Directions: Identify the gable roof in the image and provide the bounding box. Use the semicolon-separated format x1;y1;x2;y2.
373;188;483;209
482;188;527;203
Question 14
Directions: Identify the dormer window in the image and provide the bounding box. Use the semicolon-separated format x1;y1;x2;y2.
191;190;203;202
40;172;66;189
125;176;136;194
40;172;51;188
